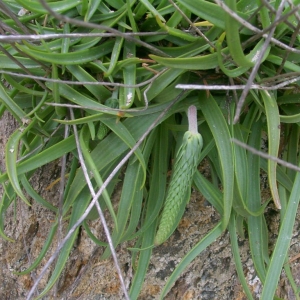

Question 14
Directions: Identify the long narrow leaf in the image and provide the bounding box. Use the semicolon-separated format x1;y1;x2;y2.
261;165;300;299
260;90;281;209
199;92;234;229
247;118;268;282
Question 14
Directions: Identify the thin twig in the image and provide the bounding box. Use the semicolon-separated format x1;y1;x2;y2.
1;68;167;113
0;31;168;42
0;69;166;88
231;138;300;172
69;109;130;300
260;72;300;84
0;19;19;35
38;0;169;57
176;73;300;90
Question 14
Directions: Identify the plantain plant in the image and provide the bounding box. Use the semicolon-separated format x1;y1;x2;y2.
1;0;300;299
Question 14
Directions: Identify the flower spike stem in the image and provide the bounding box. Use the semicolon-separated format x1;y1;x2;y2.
188;105;198;134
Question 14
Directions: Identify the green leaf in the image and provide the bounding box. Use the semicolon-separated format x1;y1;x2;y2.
0;83;27;123
6;126;34;205
14;223;58;275
177;0;226;29
149;52;219;70
79;125;118;228
199;92;234;229
66;64;111;101
14;0;82;14
260;90;281;209
261;165;300;299
247;119;268;282
16;41;114;65
0;136;76;184
224;0;254;67
100;117;147;187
